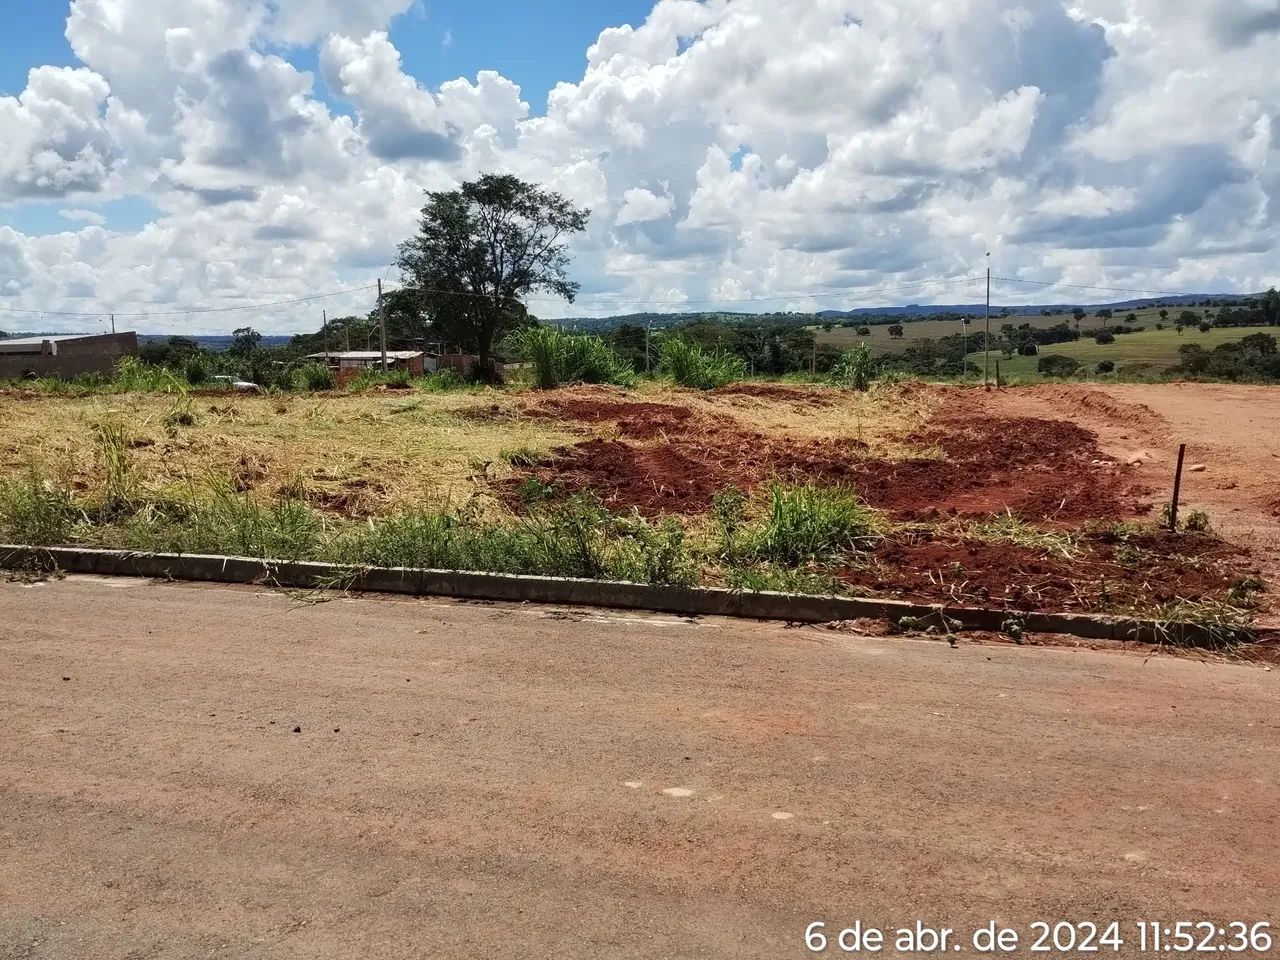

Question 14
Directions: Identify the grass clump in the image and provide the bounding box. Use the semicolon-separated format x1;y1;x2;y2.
963;511;1079;560
828;344;876;391
0;468;83;545
658;336;746;390
747;484;882;564
292;362;337;391
514;326;637;390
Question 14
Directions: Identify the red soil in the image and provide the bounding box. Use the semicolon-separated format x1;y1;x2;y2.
838;530;1248;612
515;409;1145;522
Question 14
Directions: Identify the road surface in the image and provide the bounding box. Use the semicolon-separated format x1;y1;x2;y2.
2;576;1278;958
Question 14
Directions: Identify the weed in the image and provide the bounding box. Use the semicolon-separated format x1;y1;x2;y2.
92;418;136;516
746;484;882;564
658;336;747;390
1184;510;1212;533
723;564;846;596
963;511;1079;560
514;326;637;390
0;468;83;545
293;362;337;391
828;344;876;391
501;447;541;468
163;391;198;432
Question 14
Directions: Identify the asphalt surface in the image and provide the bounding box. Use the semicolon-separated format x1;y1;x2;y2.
2;576;1278;959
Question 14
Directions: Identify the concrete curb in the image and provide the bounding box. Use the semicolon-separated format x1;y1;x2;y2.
0;544;1244;648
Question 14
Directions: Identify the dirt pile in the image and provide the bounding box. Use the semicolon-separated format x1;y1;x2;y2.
838;530;1247;612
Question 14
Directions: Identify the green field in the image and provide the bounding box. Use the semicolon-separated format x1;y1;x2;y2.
815;306;1214;357
970;325;1251;380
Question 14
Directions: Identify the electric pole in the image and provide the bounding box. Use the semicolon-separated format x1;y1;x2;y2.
110;313;115;335
645;319;651;376
323;309;329;359
377;279;388;372
983;253;992;388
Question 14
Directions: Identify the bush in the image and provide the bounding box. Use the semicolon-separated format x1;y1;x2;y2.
514;326;637;390
1095;360;1116;374
1198;322;1213;333
827;344;875;390
1037;355;1081;377
658;336;746;390
292;362;336;391
855;326;871;336
1094;331;1116;345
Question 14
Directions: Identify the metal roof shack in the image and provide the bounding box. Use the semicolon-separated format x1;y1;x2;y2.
306;351;426;376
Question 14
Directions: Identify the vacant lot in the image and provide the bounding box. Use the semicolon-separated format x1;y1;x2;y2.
0;380;1273;624
3;577;1277;959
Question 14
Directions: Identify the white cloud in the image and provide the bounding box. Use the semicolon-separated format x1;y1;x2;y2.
616;186;674;225
0;0;1278;333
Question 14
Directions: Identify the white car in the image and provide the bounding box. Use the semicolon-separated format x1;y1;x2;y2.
209;375;260;391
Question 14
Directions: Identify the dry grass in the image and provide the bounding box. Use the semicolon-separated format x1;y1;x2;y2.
0;390;578;516
0;381;944;518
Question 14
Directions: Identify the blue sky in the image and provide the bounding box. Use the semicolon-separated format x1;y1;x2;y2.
1;0;1275;333
1;1;655;109
1;0;654;238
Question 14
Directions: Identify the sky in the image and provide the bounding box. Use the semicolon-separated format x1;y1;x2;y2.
1;0;1279;335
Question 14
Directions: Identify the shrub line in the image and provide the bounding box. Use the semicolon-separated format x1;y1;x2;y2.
0;544;1245;648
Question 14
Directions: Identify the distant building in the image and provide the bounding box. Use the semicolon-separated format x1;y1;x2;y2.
0;332;139;381
306;350;427;376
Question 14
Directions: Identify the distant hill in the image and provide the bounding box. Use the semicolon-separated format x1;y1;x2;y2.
557;293;1258;332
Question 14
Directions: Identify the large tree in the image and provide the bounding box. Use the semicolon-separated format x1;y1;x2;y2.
396;174;589;379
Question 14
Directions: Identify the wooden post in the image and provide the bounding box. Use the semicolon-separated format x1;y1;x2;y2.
1169;443;1187;531
995;359;1001;389
377;279;388;372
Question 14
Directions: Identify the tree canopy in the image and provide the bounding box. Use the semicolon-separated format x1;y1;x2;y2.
396;174;590;379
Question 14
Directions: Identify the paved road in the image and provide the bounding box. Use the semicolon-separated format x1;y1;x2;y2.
2;577;1278;959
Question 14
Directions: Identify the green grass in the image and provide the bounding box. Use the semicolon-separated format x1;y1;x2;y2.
816;306;1219;358
974;326;1255;380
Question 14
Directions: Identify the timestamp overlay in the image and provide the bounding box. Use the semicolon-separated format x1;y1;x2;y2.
803;921;1275;955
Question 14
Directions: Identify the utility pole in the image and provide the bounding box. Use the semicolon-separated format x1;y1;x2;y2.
645;319;652;376
983;253;992;388
322;309;329;359
110;313;115;335
377;279;388;372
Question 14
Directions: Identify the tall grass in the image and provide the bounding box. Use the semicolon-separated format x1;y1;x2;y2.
658;337;746;389
828;344;876;391
514;326;637;389
0;468;84;545
746;484;882;564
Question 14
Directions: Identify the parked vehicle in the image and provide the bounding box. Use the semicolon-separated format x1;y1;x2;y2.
208;375;260;391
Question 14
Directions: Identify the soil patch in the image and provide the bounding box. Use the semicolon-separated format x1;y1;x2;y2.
513;412;1145;522
839;530;1253;612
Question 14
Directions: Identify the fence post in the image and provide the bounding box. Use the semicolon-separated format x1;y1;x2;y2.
1169;443;1187;531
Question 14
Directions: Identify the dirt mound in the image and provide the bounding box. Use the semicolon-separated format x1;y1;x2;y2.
840;531;1249;612
709;384;840;406
1023;385;1166;433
